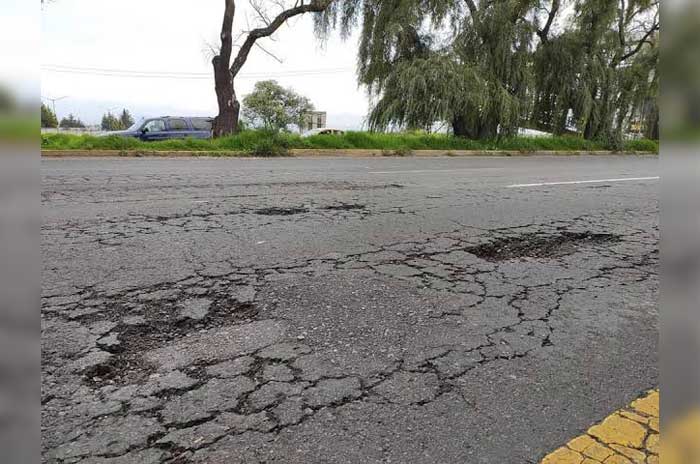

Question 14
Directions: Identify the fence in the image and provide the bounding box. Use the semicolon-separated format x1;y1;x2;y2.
41;127;108;136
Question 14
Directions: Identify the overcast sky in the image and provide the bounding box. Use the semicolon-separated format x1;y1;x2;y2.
36;0;368;127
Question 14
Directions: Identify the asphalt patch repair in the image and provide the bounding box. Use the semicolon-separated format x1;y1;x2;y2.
466;232;620;261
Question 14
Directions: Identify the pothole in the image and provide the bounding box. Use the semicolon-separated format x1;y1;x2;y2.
587;184;612;189
466;232;620;261
323;204;366;211
254;207;309;216
340;183;404;191
83;355;156;387
75;284;260;387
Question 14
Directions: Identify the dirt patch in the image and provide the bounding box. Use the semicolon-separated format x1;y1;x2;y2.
254;207;309;216
466;232;620;261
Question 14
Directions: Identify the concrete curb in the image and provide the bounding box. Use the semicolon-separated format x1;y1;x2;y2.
540;389;659;464
41;149;658;158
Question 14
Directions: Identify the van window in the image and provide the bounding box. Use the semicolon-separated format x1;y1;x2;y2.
143;119;165;132
167;119;189;131
191;118;213;131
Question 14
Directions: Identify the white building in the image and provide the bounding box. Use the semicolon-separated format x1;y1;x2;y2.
303;111;326;132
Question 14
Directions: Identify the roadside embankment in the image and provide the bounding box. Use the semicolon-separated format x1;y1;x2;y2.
41;148;658;158
41;131;659;157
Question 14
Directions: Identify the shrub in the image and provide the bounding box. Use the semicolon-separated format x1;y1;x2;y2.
623;138;659;152
246;133;291;157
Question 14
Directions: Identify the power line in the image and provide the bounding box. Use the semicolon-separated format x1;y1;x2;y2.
41;64;355;80
41;95;68;119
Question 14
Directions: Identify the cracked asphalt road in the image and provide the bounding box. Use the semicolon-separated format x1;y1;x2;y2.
41;155;659;464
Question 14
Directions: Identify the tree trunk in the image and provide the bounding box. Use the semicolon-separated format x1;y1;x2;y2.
211;0;333;137
478;120;499;139
451;115;472;138
644;105;659;140
212;56;240;137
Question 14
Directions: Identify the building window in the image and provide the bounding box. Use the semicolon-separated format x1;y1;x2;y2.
317;116;323;128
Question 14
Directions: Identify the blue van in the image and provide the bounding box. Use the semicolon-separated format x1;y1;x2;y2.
107;116;213;141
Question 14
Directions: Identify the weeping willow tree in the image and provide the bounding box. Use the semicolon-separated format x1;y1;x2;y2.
317;0;536;138
531;0;659;143
317;0;658;141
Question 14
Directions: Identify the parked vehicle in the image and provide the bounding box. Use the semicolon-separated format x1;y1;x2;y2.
301;128;345;137
104;117;214;140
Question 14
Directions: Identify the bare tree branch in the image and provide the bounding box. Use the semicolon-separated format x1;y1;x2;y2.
249;0;272;27
619;20;659;63
536;0;560;42
254;42;284;64
230;0;333;77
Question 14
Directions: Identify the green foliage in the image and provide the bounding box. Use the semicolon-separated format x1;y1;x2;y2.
247;133;292;157
41;103;58;128
41;130;658;154
622;138;659;152
119;109;135;129
531;0;659;142
59;113;85;129
367;55;484;132
318;0;658;141
101;112;122;131
319;0;533;138
242;80;314;132
101;109;135;131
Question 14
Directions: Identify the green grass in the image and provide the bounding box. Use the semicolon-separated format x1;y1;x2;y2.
41;130;658;154
621;138;660;152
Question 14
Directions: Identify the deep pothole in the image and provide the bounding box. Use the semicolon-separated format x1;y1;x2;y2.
466;232;620;261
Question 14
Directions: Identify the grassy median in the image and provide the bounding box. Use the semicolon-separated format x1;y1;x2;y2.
41;130;659;155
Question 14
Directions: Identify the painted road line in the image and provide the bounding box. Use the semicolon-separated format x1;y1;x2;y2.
508;176;660;188
540;389;659;464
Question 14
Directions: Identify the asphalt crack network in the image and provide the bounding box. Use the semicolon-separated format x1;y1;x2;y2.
41;203;658;463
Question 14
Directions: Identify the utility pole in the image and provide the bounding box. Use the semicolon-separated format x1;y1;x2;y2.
42;95;68;125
